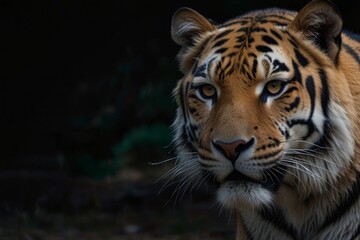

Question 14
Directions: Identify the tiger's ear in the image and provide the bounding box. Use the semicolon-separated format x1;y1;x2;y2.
171;7;216;48
290;0;343;62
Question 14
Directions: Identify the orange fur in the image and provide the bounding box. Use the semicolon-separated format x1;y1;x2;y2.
171;0;360;238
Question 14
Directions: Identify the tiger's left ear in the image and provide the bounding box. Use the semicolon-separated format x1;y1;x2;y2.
290;0;343;62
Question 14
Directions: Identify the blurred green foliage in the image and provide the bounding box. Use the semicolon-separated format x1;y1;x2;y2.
76;155;121;179
112;123;171;161
72;55;177;179
73;123;172;179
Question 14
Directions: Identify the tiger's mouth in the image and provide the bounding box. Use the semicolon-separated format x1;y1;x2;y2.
218;165;286;190
223;170;261;184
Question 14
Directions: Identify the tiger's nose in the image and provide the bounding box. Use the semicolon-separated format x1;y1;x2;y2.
212;138;255;164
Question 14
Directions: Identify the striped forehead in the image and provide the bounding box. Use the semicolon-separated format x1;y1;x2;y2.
194;24;291;83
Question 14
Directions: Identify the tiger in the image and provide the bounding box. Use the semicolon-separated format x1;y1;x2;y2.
170;0;360;239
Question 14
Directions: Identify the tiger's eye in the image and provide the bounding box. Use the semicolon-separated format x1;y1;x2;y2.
199;84;216;99
266;80;283;95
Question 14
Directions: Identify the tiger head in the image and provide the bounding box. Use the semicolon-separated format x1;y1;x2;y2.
171;0;355;210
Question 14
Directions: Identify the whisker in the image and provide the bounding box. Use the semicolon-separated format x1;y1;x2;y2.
155;164;185;184
149;152;198;166
149;157;178;166
157;161;199;194
170;167;200;197
283;139;333;150
282;156;339;176
285;149;351;170
280;158;341;195
275;165;305;190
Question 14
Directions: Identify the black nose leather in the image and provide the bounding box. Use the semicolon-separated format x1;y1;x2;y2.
213;138;255;163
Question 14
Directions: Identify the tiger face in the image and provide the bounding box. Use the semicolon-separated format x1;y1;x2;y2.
171;1;355;211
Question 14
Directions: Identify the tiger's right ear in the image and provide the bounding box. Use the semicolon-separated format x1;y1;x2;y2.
171;8;216;48
290;0;342;62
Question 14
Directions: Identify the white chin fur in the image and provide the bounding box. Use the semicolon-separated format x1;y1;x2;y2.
216;181;273;209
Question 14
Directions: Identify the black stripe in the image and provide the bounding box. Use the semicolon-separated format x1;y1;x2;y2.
252;27;267;33
215;61;222;78
256;45;273;53
285;31;299;49
334;34;342;66
194;71;206;78
245;71;253;81
343;43;360;65
227;52;237;58
218;63;225;81
243;59;249;67
278;127;285;136
207;57;216;75
260;207;297;239
259;19;288;27
226;66;234;76
300;75;318;140
179;82;189;121
215;48;227;54
188;107;197;114
213;39;228;48
262;35;278;45
253;150;282;160
213;29;233;41
248;53;257;58
287;31;325;67
241;65;246;74
251;59;258;77
222;59;232;74
318;70;329;118
268;20;288;27
194;64;206;77
236;35;246;43
248;37;255;45
289;39;298;49
294;49;309;67
285;129;290;139
270;29;283;40
237;27;248;33
264;54;272;62
306;76;315;119
191;60;198;75
285;96;300;112
273;59;289;73
291;61;302;85
320;172;360;232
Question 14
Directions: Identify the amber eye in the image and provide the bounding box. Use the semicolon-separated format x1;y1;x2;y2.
198;84;217;99
265;80;284;95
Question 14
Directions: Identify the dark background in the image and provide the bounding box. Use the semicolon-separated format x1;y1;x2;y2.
2;1;360;239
